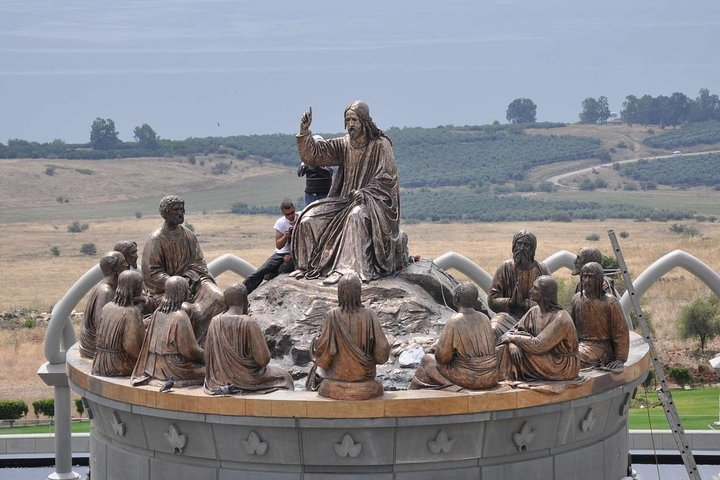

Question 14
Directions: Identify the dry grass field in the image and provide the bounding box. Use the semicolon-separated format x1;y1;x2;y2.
3;213;720;408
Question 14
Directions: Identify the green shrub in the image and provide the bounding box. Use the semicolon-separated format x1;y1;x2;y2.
50;246;60;257
67;221;89;233
0;400;29;426
32;398;55;418
23;318;36;328
75;168;94;175
74;398;85;417
80;243;97;256
668;366;693;388
45;166;56;176
585;233;600;241
677;296;720;351
135;211;143;219
185;223;195;232
619;231;629;239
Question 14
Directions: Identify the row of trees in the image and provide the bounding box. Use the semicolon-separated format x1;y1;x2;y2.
90;118;159;150
621;88;720;127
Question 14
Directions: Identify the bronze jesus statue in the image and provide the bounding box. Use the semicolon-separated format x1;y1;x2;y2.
291;101;403;285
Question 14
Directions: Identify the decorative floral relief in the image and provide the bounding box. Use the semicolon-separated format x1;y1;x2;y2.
164;423;187;455
242;431;268;456
110;411;125;437
512;422;535;452
334;433;362;458
580;408;596;432
428;429;454;454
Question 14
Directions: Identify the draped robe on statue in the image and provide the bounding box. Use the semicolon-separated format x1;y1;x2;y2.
131;309;205;387
142;225;224;344
570;293;629;368
79;282;115;358
293;133;400;281
411;314;498;390
488;260;551;337
498;306;580;382
92;303;145;377
311;308;390;383
203;314;293;394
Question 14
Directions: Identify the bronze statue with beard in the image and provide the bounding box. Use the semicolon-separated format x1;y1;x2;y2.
497;275;580;382
488;231;551;339
570;262;629;372
291;101;403;285
141;195;225;345
79;251;129;358
571;246;618;296
131;276;205;387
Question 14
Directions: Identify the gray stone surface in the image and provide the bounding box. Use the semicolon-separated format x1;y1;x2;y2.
213;423;301;464
482;456;553;479
300;428;395;466
106;442;150;480
395;423;485;463
554;441;605;480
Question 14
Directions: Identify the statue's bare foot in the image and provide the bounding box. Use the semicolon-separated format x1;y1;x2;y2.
323;271;343;285
289;269;305;279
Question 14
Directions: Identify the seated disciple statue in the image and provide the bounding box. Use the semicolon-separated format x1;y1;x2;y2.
92;270;146;377
131;276;205;387
291;101;403;285
570;262;629;372
488;231;551;339
114;239;157;314
80;251;129;358
410;282;498;391
497;275;580;382
204;283;293;395
141;195;225;345
306;274;391;400
572;246;618;296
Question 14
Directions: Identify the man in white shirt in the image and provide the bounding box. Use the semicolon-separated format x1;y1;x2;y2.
243;199;297;294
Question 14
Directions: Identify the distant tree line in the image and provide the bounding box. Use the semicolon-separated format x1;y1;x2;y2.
620;88;720;127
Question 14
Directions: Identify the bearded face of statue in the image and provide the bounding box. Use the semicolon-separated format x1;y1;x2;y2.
580;262;604;298
512;237;534;268
163;202;185;226
344;110;364;141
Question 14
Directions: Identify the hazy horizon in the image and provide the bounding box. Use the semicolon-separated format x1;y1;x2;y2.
1;0;719;143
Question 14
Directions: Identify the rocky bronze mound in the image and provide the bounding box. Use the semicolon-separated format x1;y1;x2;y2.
246;259;484;390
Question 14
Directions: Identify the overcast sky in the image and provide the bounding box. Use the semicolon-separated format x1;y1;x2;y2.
1;0;719;143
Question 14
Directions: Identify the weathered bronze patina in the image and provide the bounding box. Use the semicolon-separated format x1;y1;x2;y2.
572;246;618;295
488;231;551;338
571;262;629;372
307;274;390;400
131;276;205;387
79;251;129;358
497;275;580;382
141;195;225;345
204;283;293;395
410;282;498;391
92;270;145;377
292;101;402;285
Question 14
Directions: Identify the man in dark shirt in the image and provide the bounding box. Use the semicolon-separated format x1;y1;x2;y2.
298;135;333;206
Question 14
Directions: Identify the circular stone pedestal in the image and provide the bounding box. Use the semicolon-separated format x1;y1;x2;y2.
67;334;649;480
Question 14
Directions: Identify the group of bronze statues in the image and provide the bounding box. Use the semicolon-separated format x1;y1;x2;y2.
78;101;630;401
